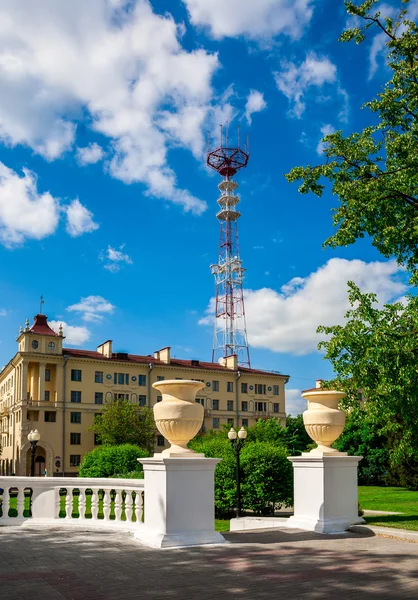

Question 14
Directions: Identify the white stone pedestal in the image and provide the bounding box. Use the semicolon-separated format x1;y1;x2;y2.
135;457;225;549
286;455;365;534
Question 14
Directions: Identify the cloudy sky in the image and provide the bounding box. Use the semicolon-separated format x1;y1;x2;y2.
0;0;411;415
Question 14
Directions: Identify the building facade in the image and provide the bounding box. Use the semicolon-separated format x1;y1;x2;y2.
0;314;288;476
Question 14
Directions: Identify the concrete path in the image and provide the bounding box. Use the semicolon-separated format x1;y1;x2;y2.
1;525;418;599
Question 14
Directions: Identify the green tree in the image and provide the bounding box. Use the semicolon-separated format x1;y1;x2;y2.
318;283;418;488
90;399;155;453
286;0;418;281
245;416;311;455
79;444;149;478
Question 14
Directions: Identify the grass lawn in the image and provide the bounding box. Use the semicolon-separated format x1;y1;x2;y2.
358;486;418;531
215;519;230;532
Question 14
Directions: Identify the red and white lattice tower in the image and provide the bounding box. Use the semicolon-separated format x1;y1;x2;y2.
206;124;251;368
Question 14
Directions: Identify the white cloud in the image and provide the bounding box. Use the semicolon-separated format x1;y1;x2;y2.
76;143;104;165
274;53;337;118
0;162;60;246
101;244;133;273
49;320;90;346
183;0;314;40
67;295;115;323
200;258;408;355
0;0;218;214
0;162;98;247
65;199;99;237
316;124;336;155
286;388;306;416
245;90;267;124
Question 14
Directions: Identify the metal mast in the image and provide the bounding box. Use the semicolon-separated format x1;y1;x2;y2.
206;123;251;368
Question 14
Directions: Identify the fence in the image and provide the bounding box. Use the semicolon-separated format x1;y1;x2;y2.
0;476;145;531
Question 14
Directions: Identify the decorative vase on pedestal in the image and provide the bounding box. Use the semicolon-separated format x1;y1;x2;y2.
152;380;205;457
302;380;347;456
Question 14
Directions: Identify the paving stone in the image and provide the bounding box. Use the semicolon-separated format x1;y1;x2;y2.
1;526;418;599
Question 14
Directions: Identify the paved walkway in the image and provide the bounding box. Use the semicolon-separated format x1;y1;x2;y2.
1;525;418;599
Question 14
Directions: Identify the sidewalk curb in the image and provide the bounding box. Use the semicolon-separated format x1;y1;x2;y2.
350;524;418;543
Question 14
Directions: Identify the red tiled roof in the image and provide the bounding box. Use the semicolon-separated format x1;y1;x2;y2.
30;314;59;337
62;348;288;378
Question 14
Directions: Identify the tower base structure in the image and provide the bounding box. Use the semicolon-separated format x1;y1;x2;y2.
135;457;225;549
286;455;365;534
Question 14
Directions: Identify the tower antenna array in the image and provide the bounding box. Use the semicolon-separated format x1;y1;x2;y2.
206;123;251;368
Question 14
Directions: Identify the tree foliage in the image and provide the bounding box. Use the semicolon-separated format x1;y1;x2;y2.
245;416;311;455
319;283;418;487
79;444;149;478
89;399;155;453
286;0;418;280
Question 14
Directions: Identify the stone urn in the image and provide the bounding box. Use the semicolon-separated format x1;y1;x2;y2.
152;380;205;457
302;380;347;456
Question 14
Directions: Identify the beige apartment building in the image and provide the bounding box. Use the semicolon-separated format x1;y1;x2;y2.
0;314;288;477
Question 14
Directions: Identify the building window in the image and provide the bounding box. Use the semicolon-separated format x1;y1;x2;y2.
95;392;103;405
70;412;81;424
114;373;129;385
94;434;101;446
157;396;162;403
138;395;146;406
157;435;165;447
71;391;82;403
227;382;234;393
255;384;266;395
28;410;39;422
138;375;146;386
45;369;51;382
44;411;56;423
273;403;279;413
227;400;234;411
95;371;103;383
44;391;50;402
213;417;220;429
273;385;279;396
70;455;81;467
70;432;81;445
71;369;82;382
48;342;55;352
212;399;219;410
32;340;39;349
157;376;164;381
114;393;129;401
241;382;248;393
212;380;219;391
242;419;248;427
227;418;234;426
196;398;205;406
241;401;248;412
256;402;267;412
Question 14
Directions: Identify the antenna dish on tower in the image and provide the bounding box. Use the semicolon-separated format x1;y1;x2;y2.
207;123;249;178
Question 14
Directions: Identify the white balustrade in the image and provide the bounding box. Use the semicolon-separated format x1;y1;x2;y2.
0;476;145;531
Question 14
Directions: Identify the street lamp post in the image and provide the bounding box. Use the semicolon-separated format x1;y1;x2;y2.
228;426;247;518
28;429;41;477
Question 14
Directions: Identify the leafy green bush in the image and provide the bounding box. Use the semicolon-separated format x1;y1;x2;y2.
79;444;149;478
189;436;293;516
241;442;293;514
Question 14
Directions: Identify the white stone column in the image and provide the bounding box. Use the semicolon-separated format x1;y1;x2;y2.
38;363;46;402
135;457;225;549
286;455;365;533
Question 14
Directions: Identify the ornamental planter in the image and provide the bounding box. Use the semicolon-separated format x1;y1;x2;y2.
152;380;205;457
302;382;347;456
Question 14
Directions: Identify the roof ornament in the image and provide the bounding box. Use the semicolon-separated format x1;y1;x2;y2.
40;294;45;314
59;323;63;336
19;324;23;333
25;318;30;331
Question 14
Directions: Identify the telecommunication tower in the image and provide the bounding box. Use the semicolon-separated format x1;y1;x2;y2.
206;123;251;368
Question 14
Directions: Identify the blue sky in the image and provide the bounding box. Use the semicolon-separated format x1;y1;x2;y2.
0;0;412;414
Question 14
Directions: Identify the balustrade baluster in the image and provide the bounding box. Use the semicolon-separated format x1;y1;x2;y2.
65;489;72;519
91;489;99;520
78;488;86;519
125;490;133;522
55;488;61;519
114;490;122;522
2;486;10;518
103;489;111;521
17;487;25;518
134;490;143;523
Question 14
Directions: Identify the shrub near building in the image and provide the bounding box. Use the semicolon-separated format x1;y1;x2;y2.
79;444;149;479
